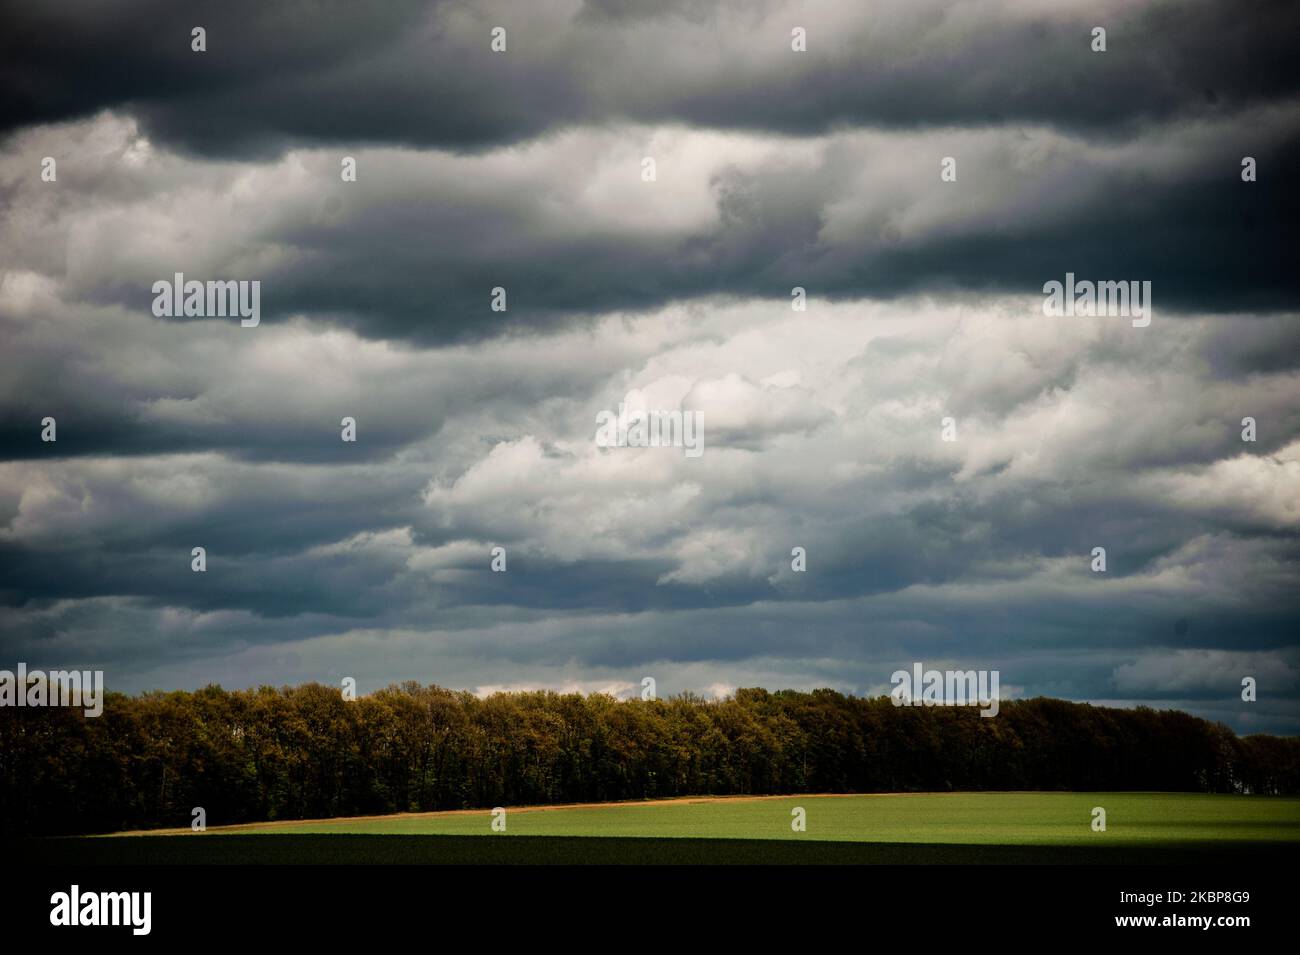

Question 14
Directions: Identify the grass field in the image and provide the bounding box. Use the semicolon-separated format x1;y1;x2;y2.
27;792;1300;865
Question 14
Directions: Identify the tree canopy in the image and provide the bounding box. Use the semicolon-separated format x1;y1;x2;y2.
3;682;1296;836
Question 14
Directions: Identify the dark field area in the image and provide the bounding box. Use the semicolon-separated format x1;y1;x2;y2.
21;833;1296;866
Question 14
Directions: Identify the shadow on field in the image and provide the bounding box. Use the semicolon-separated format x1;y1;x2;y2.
19;835;1293;865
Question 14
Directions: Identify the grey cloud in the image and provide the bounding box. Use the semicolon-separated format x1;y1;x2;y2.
3;299;1295;653
4;0;1298;154
4;112;1297;356
1;1;1297;736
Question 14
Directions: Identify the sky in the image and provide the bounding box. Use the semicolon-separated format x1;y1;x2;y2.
1;0;1297;732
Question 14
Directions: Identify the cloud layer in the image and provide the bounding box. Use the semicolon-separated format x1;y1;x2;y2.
2;0;1297;732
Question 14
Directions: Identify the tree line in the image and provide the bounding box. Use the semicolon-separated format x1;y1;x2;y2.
3;682;1297;835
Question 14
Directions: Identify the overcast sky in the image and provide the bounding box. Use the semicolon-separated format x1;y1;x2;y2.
1;0;1297;732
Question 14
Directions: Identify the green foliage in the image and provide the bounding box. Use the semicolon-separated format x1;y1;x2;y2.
2;684;1297;835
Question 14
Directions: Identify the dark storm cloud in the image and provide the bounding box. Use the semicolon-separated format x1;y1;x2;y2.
231;131;1300;337
0;0;441;150
3;0;1298;155
4;370;1294;633
6;110;1295;353
0;399;443;464
0;1;1297;733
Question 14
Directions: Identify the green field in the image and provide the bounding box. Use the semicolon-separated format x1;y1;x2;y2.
215;792;1300;843
27;792;1300;865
